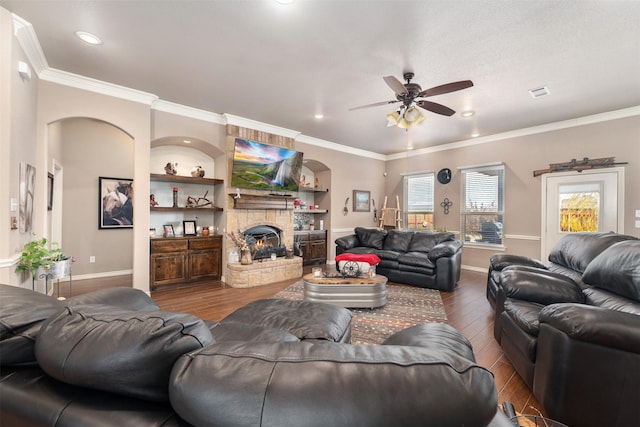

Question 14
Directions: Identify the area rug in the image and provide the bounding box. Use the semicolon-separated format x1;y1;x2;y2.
273;281;448;344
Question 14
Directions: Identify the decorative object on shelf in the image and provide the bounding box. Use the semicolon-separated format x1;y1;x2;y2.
293;213;311;231
149;228;156;237
353;190;371;212
312;267;323;278
163;224;175;238
186;191;212;208
202;227;210;236
314;177;320;188
437;168;452;184
440;197;453;214
533;156;628;177
164;162;178;175
149;194;158;207
172;187;178;207
183;220;197;236
343;197;350;216
228;231;252;264
190;166;205;178
99;176;133;229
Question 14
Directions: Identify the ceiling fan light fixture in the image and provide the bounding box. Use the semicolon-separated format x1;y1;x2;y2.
461;110;475;117
386;111;400;127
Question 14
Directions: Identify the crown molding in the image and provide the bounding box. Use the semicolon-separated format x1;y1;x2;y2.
152;100;226;124
223;114;300;139
39;68;158;105
11;13;48;74
296;134;386;161
386;105;640;161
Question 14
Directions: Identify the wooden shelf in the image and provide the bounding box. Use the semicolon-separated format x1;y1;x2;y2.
230;193;295;210
297;187;329;193
151;206;223;212
150;173;223;185
294;209;328;214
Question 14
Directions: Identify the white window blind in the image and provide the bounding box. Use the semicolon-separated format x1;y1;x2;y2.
461;164;504;244
404;173;434;230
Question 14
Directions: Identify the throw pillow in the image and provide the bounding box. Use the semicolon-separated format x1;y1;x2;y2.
582;240;640;301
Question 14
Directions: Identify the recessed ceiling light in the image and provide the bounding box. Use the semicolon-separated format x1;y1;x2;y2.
275;0;295;4
75;31;102;45
183;139;192;144
471;132;480;138
461;110;475;117
314;113;324;119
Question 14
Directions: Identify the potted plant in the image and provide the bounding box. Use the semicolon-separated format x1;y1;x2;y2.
16;238;72;279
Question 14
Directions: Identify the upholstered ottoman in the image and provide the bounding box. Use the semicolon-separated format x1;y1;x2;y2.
220;298;353;343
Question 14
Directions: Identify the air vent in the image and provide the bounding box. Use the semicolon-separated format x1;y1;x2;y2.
529;86;550;98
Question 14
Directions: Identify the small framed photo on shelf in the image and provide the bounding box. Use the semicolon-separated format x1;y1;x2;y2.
163;224;175;238
183;220;197;236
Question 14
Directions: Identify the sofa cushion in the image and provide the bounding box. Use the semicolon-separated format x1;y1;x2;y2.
583;288;640;315
67;287;159;311
548;232;637;273
35;306;213;402
503;299;544;337
407;232;454;252
210;322;300;343
373;249;401;261
343;246;376;255
582;240;640;301
354;227;387;250
0;284;66;366
169;341;499;427
489;254;547;271
398;252;435;269
382;230;413;252
382;324;475;361
221;299;352;343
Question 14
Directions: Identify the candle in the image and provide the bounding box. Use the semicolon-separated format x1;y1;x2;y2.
312;267;322;278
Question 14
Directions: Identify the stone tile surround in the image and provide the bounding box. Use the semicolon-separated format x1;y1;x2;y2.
225;256;302;288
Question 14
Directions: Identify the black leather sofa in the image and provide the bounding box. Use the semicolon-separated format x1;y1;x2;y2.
0;283;512;427
486;232;640;427
335;227;463;291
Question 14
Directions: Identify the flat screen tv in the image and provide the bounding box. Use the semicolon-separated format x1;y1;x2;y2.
230;138;303;192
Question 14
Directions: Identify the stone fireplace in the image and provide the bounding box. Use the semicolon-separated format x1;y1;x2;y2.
224;125;303;288
243;224;287;260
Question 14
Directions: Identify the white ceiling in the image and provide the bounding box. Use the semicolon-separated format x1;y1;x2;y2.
2;0;640;155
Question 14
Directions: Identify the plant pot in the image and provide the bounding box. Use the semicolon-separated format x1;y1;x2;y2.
37;258;71;280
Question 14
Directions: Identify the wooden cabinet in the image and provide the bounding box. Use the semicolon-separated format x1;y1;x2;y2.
150;235;221;290
295;230;327;265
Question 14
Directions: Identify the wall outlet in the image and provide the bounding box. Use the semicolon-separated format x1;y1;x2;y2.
89;256;96;263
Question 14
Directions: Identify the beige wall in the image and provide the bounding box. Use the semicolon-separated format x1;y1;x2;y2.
0;7;40;287
58;118;134;276
385;115;640;271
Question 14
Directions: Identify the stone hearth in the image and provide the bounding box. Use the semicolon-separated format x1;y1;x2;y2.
226;257;302;288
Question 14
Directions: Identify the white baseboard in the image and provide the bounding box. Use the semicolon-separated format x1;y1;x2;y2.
461;264;488;274
60;269;133;282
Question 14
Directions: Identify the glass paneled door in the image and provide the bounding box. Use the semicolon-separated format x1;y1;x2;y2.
542;168;624;261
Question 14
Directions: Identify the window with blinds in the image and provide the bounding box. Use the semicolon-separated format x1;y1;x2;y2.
404;173;434;230
461;164;504;244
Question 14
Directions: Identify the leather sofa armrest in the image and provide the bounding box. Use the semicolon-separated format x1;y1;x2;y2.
489;254;546;272
427;240;463;261
539;303;640;353
335;234;359;250
501;269;584;306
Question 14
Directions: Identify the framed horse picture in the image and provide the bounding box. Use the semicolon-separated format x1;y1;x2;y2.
99;176;133;229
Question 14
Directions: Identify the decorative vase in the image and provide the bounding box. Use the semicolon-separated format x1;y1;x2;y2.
240;248;253;265
38;258;72;280
172;187;178;207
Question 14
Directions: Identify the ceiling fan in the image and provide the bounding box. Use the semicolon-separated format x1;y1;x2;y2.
350;72;473;126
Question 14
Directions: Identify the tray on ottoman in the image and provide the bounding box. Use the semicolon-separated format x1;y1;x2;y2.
302;273;388;309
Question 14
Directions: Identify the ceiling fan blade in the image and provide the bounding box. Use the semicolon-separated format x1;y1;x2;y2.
419;80;474;97
416;100;456;116
349;100;399;111
383;76;408;95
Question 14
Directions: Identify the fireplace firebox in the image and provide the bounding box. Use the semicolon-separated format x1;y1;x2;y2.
243;225;287;260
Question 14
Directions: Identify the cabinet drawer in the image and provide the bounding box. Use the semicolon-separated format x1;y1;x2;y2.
151;239;188;253
189;237;221;250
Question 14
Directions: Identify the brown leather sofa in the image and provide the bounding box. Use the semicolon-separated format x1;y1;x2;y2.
0;283;512;427
335;227;463;291
487;232;640;427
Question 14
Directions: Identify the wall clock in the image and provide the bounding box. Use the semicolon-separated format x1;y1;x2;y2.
437;168;452;184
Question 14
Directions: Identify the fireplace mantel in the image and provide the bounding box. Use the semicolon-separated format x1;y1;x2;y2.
229;193;295;210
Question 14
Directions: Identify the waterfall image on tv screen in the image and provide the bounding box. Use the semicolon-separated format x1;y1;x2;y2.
230;138;303;191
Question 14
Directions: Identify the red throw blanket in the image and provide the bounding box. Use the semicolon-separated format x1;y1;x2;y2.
335;253;381;265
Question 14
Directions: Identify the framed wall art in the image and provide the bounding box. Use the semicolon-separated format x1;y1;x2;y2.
353;190;371;212
163;224;175;238
19;161;36;233
99;176;133;229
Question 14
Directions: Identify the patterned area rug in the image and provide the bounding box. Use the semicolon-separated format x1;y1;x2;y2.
273;281;448;344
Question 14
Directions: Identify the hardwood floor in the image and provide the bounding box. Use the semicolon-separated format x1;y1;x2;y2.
61;267;544;416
